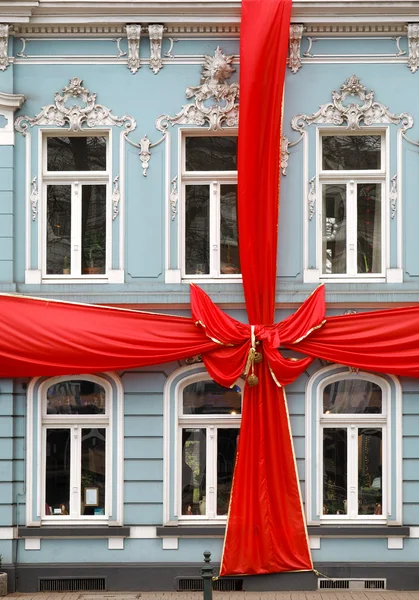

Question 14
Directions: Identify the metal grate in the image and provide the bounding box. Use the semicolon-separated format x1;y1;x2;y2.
319;578;386;590
39;577;106;592
177;577;243;591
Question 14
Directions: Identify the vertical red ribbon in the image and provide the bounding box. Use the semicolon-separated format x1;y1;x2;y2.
220;0;313;576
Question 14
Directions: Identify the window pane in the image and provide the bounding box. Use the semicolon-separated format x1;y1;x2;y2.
47;185;71;275
220;184;240;275
186;137;237;171
358;428;382;515
182;428;206;515
322;184;346;274
217;428;239;515
183;381;242;415
81;185;106;275
47;380;106;415
323;380;382;414
323;428;347;515
81;428;106;516
322;136;381;170
357;183;381;274
185;185;210;275
47;136;107;171
45;429;70;516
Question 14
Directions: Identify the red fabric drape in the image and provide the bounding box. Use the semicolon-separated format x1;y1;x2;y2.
0;295;218;377
218;0;314;576
291;305;419;377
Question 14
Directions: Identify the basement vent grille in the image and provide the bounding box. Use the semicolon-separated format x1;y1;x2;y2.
39;577;106;592
177;577;243;591
319;579;386;590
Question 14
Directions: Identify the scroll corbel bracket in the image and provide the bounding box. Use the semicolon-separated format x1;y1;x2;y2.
170;176;178;221
308;176;316;220
149;24;164;74
0;25;10;71
390;173;398;219
30;176;38;221
288;24;304;73
126;24;141;74
407;23;419;73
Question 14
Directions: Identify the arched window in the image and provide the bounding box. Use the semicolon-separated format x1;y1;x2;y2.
27;373;123;526
306;366;402;525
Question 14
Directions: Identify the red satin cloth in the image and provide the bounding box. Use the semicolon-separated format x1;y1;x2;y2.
218;0;312;576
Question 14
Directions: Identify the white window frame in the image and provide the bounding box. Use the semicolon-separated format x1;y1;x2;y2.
41;129;112;282
26;373;124;527
176;372;242;524
180;129;240;282
306;366;402;526
317;129;388;281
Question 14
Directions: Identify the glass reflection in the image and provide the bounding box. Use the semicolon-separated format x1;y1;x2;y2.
323;380;382;414
185;185;210;275
47;185;71;275
47;136;106;171
186;137;237;171
322;184;346;274
182;428;206;515
323;428;347;515
217;429;239;515
45;429;70;516
47;380;105;414
357;183;381;274
183;381;242;415
220;184;240;274
358;428;382;515
81;185;106;275
322;136;381;171
81;428;106;516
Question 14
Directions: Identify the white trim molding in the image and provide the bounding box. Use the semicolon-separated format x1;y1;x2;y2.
0;91;25;145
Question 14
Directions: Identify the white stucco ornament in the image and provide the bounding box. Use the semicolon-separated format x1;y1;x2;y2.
156;46;239;132
292;75;413;133
15;77;136;133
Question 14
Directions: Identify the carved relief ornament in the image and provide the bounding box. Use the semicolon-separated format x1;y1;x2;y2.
149;24;164;74
408;23;419;73
15;77;136;133
0;25;10;71
291;75;413;134
126;24;141;74
288;24;304;74
156;46;239;132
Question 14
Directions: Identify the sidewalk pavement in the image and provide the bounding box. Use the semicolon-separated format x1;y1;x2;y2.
6;592;419;600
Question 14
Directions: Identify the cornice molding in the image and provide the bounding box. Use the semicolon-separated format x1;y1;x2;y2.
5;1;419;28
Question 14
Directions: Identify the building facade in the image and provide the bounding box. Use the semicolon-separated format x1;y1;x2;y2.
1;0;419;592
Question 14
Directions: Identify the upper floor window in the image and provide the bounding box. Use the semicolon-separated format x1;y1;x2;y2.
306;366;402;526
182;134;240;279
320;133;385;278
43;133;109;279
179;378;242;521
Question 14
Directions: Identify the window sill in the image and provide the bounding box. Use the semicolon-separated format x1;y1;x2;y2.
157;525;410;538
157;525;225;537
307;526;410;537
19;526;130;538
